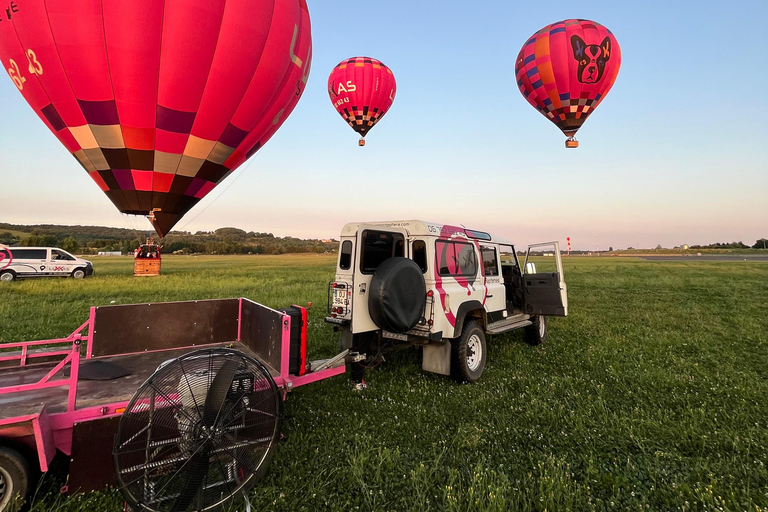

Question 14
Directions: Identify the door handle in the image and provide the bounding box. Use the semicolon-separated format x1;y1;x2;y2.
486;295;493;298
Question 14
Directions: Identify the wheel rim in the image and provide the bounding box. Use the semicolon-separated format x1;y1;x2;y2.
0;273;11;282
0;464;13;509
539;318;546;337
466;334;482;372
74;270;84;279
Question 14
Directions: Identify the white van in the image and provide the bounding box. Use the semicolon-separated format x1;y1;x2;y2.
0;247;93;282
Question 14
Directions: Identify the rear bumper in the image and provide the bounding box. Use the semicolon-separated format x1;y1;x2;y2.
324;316;350;326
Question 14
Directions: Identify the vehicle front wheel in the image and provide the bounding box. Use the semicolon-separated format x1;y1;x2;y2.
0;271;15;283
71;268;86;279
0;446;31;511
451;320;487;383
524;315;547;345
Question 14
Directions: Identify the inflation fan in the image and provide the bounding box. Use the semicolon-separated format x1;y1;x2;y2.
113;348;282;512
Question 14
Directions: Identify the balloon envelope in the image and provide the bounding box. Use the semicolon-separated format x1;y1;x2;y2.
0;0;312;237
328;57;396;142
515;19;620;143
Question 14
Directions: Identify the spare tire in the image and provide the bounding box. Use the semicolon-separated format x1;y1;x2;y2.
368;257;426;333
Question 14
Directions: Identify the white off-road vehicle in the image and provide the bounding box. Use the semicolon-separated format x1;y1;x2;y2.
325;220;567;383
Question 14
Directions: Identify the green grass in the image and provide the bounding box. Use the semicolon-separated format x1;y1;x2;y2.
1;255;767;511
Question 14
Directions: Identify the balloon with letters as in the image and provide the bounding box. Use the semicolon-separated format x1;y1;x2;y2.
515;19;620;148
0;0;312;237
328;57;396;146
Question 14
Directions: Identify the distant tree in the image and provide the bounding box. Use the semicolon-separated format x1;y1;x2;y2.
0;232;18;244
608;246;613;252
22;234;58;246
60;236;79;254
655;244;663;250
215;227;246;242
754;239;767;249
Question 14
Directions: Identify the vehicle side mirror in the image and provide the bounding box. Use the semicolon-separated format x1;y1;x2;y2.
525;262;536;274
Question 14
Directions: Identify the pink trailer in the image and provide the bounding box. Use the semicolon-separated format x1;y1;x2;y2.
0;298;347;512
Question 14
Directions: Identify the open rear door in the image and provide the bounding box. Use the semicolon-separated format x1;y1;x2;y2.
523;242;568;316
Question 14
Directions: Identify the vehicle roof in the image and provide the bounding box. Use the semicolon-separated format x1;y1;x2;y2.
1;247;82;255
339;220;514;245
2;246;61;250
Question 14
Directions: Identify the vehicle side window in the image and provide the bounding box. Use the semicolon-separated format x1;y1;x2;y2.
412;240;427;273
52;250;75;261
436;241;477;277
481;246;498;276
10;249;47;259
339;241;353;270
360;230;405;275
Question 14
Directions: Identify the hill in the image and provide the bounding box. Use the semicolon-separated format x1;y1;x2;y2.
0;223;336;255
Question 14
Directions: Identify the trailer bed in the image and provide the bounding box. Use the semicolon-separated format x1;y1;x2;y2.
0;341;274;422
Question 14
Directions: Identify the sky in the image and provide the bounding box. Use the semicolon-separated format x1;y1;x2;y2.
1;0;766;251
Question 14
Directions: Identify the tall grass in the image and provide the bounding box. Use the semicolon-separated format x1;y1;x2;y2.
1;255;766;511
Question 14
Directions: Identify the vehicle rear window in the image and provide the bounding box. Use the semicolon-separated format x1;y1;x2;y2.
339;240;353;270
8;249;47;260
360;230;404;274
436;241;477;277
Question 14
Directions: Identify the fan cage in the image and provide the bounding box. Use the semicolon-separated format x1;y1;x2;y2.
114;348;282;512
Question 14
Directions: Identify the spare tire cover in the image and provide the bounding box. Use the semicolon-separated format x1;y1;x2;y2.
368;257;426;333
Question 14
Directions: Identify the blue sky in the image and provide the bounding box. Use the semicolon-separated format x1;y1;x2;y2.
1;0;766;250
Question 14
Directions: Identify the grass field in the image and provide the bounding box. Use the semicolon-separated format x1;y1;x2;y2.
1;255;766;511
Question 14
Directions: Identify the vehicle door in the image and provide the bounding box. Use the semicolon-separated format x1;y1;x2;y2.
523;242;568;316
434;238;485;335
352;226;409;334
14;248;48;276
50;249;76;276
480;245;505;315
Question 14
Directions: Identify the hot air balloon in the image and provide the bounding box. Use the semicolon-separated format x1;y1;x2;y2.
328;57;396;146
0;0;312;237
515;19;620;148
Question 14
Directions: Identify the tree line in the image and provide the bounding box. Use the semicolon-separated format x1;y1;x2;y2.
0;223;337;255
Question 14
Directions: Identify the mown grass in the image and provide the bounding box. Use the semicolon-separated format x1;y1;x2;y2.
1;255;766;511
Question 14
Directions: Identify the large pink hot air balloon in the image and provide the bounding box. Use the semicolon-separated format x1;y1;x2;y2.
0;0;312;237
328;57;396;146
515;19;621;148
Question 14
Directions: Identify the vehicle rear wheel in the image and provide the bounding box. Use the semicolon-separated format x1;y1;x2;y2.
524;315;547;345
71;268;85;279
0;271;15;283
0;446;31;511
451;320;486;383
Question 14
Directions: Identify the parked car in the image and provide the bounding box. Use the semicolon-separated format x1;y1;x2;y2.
325;220;567;382
0;247;93;282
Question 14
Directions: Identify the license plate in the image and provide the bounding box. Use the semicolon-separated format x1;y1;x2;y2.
332;289;347;307
383;331;408;341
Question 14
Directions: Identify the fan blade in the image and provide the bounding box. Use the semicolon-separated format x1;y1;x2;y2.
170;444;211;512
203;358;239;428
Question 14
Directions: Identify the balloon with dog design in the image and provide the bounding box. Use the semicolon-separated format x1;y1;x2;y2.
0;0;312;237
515;19;621;148
328;57;396;146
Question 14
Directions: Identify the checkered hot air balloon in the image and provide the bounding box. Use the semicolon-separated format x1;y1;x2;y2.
0;0;312;237
328;57;396;146
515;19;621;148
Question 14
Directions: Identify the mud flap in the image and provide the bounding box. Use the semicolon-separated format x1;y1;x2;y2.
422;341;451;376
